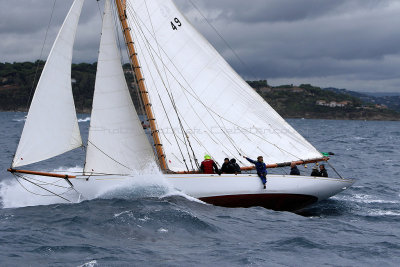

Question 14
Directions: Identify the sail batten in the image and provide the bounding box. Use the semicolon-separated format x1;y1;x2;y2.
125;0;323;172
12;0;84;168
84;0;155;175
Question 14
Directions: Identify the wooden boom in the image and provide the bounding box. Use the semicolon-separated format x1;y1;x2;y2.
115;0;167;171
240;157;329;171
7;168;76;179
174;157;329;174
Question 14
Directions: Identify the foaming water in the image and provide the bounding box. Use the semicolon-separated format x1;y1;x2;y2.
0;163;203;209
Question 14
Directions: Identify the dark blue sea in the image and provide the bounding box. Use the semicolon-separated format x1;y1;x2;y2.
1;111;400;266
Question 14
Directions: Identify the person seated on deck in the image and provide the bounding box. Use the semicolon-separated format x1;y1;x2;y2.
319;164;328;177
243;155;267;189
220;158;235;174
310;166;321;177
230;158;241;174
290;162;300;175
200;155;219;175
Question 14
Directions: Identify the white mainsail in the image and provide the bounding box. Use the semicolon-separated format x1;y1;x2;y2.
84;0;155;175
125;0;323;171
12;0;84;168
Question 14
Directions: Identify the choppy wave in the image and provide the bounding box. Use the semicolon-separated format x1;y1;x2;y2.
11;116;90;123
78;117;91;123
334;194;400;204
78;260;98;267
367;209;400;216
12;117;26;122
2;114;400;265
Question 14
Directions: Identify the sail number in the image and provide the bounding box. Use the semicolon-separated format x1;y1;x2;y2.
171;18;182;30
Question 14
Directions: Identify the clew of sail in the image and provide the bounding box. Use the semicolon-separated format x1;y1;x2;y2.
84;0;155;175
12;0;84;168
124;0;323;172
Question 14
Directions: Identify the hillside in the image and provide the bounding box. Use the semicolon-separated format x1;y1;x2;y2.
248;81;400;120
1;61;399;120
325;87;400;112
0;61;142;114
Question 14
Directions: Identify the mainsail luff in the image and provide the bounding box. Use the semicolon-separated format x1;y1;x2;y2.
115;0;168;171
84;0;155;175
124;0;323;172
12;0;84;168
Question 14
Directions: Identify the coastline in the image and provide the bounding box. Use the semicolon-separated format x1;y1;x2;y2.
3;109;399;121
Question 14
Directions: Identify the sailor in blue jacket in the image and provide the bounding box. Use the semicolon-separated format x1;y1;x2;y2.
244;156;267;189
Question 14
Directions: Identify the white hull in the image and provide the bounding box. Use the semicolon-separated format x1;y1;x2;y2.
70;173;355;211
166;174;355;211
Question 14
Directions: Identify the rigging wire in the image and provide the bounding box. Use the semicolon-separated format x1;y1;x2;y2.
126;4;194;170
113;6;148;120
123;1;320;170
96;0;103;22
83;2;159;172
13;174;72;202
126;4;243;164
112;0;148;122
25;176;70;188
26;0;57;111
87;140;134;172
123;5;266;150
142;2;199;169
142;3;199;168
187;0;258;79
327;161;344;179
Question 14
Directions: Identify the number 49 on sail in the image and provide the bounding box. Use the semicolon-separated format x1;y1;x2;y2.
171;18;182;30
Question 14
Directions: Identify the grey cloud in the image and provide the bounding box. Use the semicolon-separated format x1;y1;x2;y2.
181;0;392;23
177;0;400;91
1;0;400;92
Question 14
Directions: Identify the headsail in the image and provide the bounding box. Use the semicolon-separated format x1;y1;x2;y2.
84;0;155;175
12;0;84;168
125;0;323;172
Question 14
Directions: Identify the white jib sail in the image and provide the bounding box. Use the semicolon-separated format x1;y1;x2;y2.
126;0;323;171
12;0;84;168
84;0;155;175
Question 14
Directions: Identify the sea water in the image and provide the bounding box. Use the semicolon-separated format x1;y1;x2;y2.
0;112;399;266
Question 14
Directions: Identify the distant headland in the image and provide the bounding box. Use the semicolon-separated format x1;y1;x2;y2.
1;61;399;121
248;80;400;121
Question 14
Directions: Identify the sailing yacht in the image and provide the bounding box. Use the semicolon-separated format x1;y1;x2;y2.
7;0;355;211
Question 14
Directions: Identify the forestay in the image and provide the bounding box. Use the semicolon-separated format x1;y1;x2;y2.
84;0;155;175
12;0;84;168
126;0;322;171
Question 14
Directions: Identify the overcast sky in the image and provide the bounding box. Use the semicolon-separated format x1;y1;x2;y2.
1;0;400;92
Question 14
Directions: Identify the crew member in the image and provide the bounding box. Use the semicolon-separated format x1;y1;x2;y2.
200;155;219;174
230;158;241;174
220;158;235;174
319;164;328;177
311;166;320;176
290;162;300;175
244;155;267;189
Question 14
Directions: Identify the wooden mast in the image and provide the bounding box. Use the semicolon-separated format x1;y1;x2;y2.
115;0;167;171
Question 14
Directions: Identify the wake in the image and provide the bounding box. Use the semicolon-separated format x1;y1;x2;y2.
0;164;203;208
